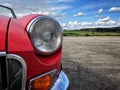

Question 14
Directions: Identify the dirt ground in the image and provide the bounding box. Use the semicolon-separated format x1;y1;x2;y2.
62;36;120;90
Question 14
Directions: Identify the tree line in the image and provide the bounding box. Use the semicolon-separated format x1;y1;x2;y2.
79;27;120;33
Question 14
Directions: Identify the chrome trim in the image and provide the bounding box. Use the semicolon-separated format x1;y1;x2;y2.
27;15;61;32
29;69;57;90
51;71;69;90
26;15;63;55
0;52;6;56
7;54;27;90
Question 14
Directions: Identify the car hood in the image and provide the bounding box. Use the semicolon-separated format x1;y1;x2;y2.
0;16;10;52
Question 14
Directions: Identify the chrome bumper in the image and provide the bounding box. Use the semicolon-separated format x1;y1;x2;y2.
51;71;69;90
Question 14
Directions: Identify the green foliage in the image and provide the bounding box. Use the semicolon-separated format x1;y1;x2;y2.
63;27;120;36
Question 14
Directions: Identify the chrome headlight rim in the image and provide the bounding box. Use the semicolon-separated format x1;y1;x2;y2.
27;15;63;55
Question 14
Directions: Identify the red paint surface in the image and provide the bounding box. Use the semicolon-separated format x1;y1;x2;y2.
8;19;34;52
19;14;42;29
0;16;10;51
8;15;61;82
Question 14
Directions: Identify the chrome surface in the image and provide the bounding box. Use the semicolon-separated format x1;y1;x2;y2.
7;54;27;90
27;15;61;33
51;71;69;90
27;15;63;55
0;52;6;56
0;53;27;90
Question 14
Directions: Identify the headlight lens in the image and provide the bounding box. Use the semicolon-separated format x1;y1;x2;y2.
27;16;62;55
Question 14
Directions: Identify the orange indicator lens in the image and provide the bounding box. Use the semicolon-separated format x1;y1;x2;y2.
31;75;52;90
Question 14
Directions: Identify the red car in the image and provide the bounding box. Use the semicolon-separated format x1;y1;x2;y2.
0;5;69;90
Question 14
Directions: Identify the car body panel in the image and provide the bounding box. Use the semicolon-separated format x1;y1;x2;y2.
8;18;33;52
8;16;61;80
19;14;40;29
0;6;69;89
0;16;10;51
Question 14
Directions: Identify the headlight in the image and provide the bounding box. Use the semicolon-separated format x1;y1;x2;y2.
27;16;62;55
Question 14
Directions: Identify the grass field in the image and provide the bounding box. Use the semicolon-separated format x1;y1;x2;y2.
63;30;120;36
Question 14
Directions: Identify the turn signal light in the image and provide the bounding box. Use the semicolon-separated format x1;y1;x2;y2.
31;75;52;90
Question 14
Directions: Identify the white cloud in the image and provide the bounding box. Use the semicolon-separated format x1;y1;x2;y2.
79;22;92;26
97;8;103;14
61;23;66;28
32;10;65;19
68;21;78;27
68;21;80;29
38;11;56;16
95;20;105;26
109;7;120;12
67;21;93;29
0;0;119;29
46;0;73;3
66;16;118;29
95;17;116;26
48;5;71;11
117;18;120;26
1;3;12;7
106;20;116;25
0;0;69;20
17;13;28;17
98;16;110;22
74;12;85;17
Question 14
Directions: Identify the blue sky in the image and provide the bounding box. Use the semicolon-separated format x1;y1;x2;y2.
1;0;120;29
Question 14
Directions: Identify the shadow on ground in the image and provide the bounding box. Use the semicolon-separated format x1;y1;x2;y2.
62;58;120;90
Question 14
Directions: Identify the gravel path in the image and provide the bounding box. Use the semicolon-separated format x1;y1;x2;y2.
62;36;120;90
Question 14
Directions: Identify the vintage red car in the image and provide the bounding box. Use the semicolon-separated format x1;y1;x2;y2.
0;5;69;90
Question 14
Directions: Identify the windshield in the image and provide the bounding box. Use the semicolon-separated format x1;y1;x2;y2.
0;5;16;18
